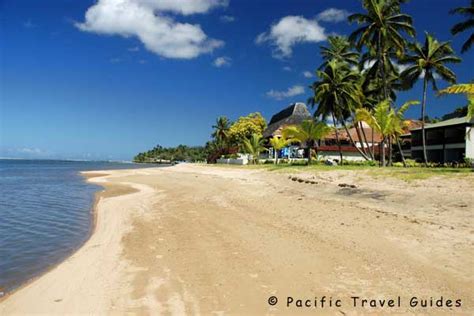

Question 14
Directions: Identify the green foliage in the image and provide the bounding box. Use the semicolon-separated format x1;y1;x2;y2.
242;133;267;164
319;36;359;70
450;0;474;53
401;33;461;91
269;136;289;151
438;83;474;120
349;0;415;55
311;60;362;120
282;120;332;146
282;120;332;164
356;99;419;139
228;112;267;145
341;160;378;166
212;116;231;145
134;144;207;163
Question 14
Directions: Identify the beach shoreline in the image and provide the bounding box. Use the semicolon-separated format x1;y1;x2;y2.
0;171;113;301
1;164;473;314
0;168;149;313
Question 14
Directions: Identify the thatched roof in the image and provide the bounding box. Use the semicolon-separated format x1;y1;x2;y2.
263;103;312;138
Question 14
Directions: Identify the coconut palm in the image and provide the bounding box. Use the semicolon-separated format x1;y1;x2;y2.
269;136;289;164
319;36;360;70
400;33;461;165
212;116;231;145
349;0;415;99
356;99;419;166
282;120;332;165
310;61;370;162
450;0;474;53
242;133;267;164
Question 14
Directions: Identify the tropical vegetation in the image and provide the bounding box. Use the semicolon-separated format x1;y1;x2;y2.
400;33;461;165
136;1;471;169
450;0;474;53
282;120;332;164
134;145;207;163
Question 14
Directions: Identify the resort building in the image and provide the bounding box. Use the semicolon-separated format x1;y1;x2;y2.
318;122;382;161
409;116;474;163
263;102;312;159
397;120;423;160
263;103;382;162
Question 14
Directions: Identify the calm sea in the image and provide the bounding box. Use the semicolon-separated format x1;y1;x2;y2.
0;159;158;295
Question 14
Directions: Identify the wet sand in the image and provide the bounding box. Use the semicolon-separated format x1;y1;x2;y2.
1;164;473;315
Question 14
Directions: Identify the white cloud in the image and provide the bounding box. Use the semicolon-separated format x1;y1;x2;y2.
256;16;327;58
266;85;305;100
220;15;235;23
213;56;231;67
316;8;350;23
76;0;226;59
128;46;140;52
109;57;122;63
303;71;313;78
283;66;292;72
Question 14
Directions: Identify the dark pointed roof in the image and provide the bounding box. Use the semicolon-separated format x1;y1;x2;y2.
263;103;312;138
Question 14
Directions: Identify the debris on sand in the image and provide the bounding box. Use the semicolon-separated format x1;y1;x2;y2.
338;183;357;189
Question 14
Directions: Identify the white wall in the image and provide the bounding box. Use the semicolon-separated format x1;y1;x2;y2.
466;127;474;159
317;151;367;162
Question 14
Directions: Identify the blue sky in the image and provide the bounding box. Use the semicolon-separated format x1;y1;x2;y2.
1;0;473;160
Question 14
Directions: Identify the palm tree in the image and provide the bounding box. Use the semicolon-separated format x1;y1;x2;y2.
269;136;289;164
319;36;359;70
450;0;474;53
311;61;370;162
212;116;230;145
356;99;419;166
400;33;461;165
242;133;267;164
349;0;415;99
282;120;332;165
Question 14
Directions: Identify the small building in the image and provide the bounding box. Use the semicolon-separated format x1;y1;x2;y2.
263;102;312;159
409;116;474;163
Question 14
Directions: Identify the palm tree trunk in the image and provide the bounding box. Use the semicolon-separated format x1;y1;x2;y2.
421;77;429;166
307;141;312;165
396;137;407;167
341;121;370;160
371;127;375;159
354;122;368;157
378;34;388;102
380;138;386;167
388;137;393;166
331;112;343;163
359;122;373;160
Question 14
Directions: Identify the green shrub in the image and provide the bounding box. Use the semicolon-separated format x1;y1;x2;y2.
404;159;419;167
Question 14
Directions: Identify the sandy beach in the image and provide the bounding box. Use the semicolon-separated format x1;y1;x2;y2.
1;164;473;315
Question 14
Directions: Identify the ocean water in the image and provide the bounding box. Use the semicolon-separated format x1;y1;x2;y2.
0;159;157;295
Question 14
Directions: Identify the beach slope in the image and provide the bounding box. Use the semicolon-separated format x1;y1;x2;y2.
1;164;473;315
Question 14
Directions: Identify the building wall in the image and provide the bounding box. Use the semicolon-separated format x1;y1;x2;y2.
466;127;474;159
317;151;367;162
410;124;469;163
